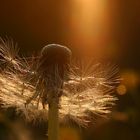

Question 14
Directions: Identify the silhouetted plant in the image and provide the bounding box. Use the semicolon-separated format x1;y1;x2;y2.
0;38;120;140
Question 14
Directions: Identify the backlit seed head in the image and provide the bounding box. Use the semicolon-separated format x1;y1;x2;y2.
37;44;72;81
40;44;72;65
0;38;120;127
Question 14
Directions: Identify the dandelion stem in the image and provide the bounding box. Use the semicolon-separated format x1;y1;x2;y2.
48;97;59;140
38;44;71;140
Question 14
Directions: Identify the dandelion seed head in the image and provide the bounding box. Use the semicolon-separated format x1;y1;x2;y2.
0;39;120;127
38;44;72;80
41;44;72;64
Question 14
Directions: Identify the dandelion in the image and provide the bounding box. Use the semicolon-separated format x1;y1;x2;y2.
0;38;120;140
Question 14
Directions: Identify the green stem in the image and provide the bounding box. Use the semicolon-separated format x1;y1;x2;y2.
48;97;59;140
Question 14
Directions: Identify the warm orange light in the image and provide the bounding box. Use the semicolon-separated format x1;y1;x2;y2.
117;84;127;95
72;0;105;33
70;0;111;56
59;127;81;140
121;70;139;89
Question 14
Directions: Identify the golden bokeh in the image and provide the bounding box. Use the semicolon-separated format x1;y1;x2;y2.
121;70;139;89
59;127;81;140
117;84;127;95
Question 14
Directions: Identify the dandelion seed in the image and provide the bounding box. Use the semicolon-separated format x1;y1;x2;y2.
0;38;119;129
0;37;21;71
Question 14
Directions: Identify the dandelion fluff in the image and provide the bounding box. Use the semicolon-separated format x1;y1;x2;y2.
0;38;119;127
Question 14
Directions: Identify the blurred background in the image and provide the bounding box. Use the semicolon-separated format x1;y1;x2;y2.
0;0;140;140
